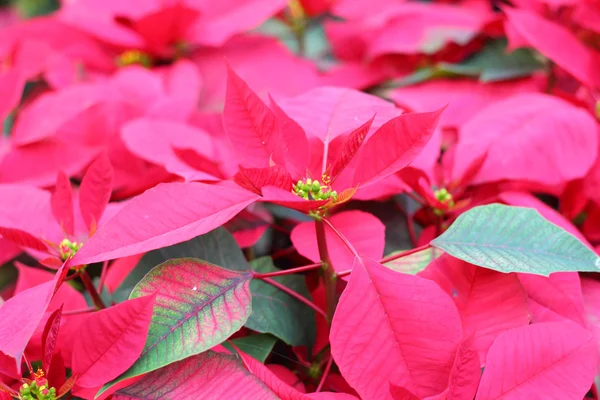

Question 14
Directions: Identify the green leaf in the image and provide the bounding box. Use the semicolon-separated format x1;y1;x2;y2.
383;247;443;275
246;257;316;347
98;258;253;397
455;39;545;82
431;204;600;276
113;228;249;302
223;334;278;363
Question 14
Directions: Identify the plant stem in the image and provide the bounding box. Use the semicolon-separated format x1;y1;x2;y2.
316;220;338;324
261;277;327;320
97;260;109;292
253;263;322;278
63;307;96;316
316;353;334;392
80;271;106;310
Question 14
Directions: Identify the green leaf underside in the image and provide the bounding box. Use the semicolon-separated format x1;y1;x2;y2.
431;204;600;276
222;334;278;363
246;257;316;347
113;228;249;302
383;247;443;275
98;258;252;397
393;39;544;87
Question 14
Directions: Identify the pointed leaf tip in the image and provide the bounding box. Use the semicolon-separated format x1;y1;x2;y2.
79;153;114;236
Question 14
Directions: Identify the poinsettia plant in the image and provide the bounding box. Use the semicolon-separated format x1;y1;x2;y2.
2;0;600;399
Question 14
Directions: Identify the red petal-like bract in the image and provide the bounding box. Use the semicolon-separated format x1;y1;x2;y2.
420;255;530;363
69;182;259;265
453;93;598;187
329;116;375;182
0;265;64;374
71;295;155;388
79;153;114;236
50;172;74;236
353;108;444;187
234;165;293;195
224;66;285;168
504;7;600;89
475;321;597;400
443;334;481;400
41;306;63;374
291;210;385;273
331;257;463;399
112;351;278;400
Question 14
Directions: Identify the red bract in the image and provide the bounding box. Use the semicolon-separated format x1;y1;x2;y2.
0;154;114;267
225;67;444;212
3;1;600;398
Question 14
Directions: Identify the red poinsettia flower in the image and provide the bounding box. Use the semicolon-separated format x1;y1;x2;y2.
223;67;445;213
0;154;115;268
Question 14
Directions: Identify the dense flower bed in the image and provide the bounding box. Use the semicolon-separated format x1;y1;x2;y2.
1;0;600;399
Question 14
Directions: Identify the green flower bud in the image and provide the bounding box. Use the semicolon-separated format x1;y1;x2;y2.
311;180;321;192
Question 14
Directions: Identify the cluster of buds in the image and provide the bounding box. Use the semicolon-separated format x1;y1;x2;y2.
20;370;56;400
433;188;455;216
293;178;338;201
116;50;152;68
59;238;83;261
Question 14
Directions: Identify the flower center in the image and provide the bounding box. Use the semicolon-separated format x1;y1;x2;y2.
292;178;337;201
20;369;56;400
116;50;153;68
59;238;83;261
433;188;455;216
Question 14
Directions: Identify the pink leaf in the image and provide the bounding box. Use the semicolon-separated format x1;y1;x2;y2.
11;83;108;146
518;272;585;325
51;172;74;236
0;138;99;188
0;227;48;252
453;93;598;187
291;211;385;273
420;255;530;363
189;0;287;47
234;165;293;196
71;296;155;388
41;305;63;374
223;67;285;168
276;87;401;176
504;7;600;88
269;96;309;179
354;108;444;187
331;257;463;399
121;118;220;182
113;351;278;399
70;182;259;265
442;334;481;400
79;153;113;235
329;116;375;182
0;265;65;373
581;277;600;377
475;321;598;400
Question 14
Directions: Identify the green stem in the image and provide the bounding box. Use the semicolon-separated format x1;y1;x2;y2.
80;271;106;310
316;220;338;324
